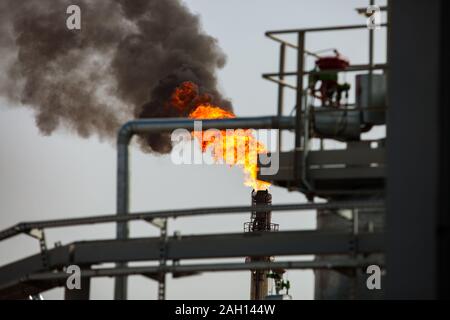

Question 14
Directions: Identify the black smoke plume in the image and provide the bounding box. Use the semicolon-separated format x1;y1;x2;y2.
0;0;231;153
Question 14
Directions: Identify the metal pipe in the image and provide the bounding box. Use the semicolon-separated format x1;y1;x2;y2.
277;44;286;151
115;140;129;300
301;96;313;192
114;116;296;299
262;75;297;90
368;0;375;113
25;258;383;282
262;63;388;78
266;23;387;35
265;33;319;58
0;200;385;242
294;32;305;185
265;33;298;50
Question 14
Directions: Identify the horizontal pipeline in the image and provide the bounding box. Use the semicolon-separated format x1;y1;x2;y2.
118;116;296;144
25;258;383;281
0;200;385;241
265;23;388;35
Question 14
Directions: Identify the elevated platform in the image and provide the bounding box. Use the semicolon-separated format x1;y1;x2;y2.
258;141;385;198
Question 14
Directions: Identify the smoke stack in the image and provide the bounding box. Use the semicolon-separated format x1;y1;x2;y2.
246;190;278;300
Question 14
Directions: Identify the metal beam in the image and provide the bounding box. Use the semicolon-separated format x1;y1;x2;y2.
0;230;384;297
261;74;297;90
262;63;388;79
0;200;385;242
27;258;384;282
0;257;383;300
265;23;387;35
294;32;305;186
74;231;384;264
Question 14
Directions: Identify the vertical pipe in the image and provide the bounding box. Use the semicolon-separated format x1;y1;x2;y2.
114;135;131;300
294;32;305;186
249;190;272;300
386;0;390;65
301;94;313;191
368;0;375;108
277;43;286;152
385;0;390;113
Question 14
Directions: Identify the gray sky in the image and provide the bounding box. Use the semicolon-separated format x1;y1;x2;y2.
0;0;386;299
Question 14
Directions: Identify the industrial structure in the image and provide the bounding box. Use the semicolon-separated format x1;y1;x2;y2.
245;190;279;300
0;0;449;300
258;2;387;298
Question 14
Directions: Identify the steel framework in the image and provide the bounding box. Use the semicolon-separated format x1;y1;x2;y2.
0;199;384;299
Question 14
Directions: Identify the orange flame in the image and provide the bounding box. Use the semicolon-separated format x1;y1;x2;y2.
168;81;270;190
188;104;271;191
